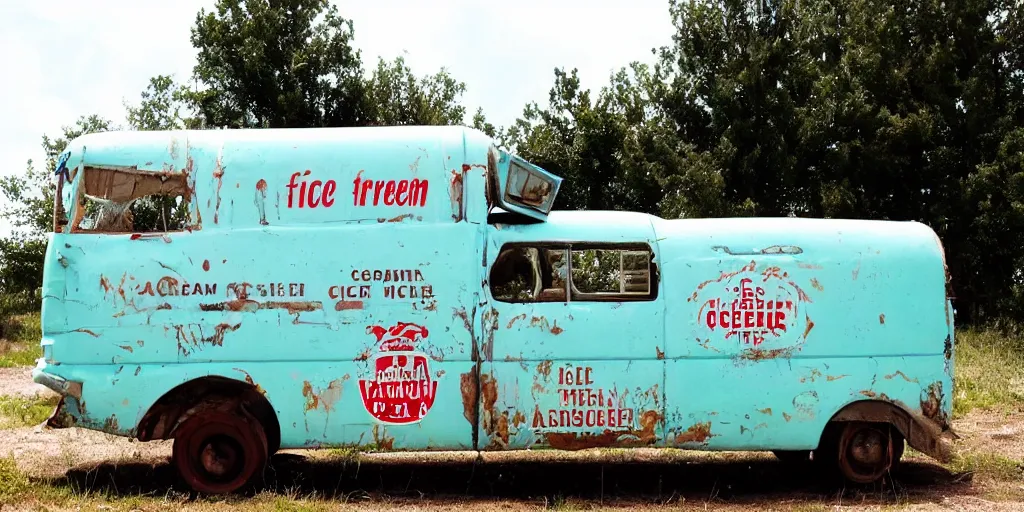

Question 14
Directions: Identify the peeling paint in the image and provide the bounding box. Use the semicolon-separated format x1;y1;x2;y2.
302;376;349;412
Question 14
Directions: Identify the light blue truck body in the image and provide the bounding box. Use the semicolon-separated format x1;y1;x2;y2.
33;125;956;463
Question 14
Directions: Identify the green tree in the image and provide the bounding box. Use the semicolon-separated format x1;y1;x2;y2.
0;115;114;236
361;56;467;126
186;0;470;128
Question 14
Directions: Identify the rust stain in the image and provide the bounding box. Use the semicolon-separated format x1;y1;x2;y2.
479;373;513;448
302;376;349;412
803;315;815;339
921;381;949;429
739;346;795;361
688;261;757;302
453;307;472;334
353;347;372;362
450;167;465;222
202;260;210;272
885;371;918;383
656;346;665;360
175;323;240;356
423;300;437;311
528;316;564;335
234;368;267;395
200;300;323;314
782;412;792;422
335;300;364;311
879;313;885;324
117;345;134;353
674;421;715;446
460;371;478;426
255;179;269;226
544;410;661;450
810;278;823;292
74;328;100;337
378;213;416;223
506;313;527;329
826;374;850;382
481;308;498;362
758;407;773;416
800;369;823;383
860;390;878;398
536;360;553;378
212;157;225;224
798;262;823;270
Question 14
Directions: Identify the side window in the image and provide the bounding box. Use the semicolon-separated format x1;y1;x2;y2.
570;248;653;300
490;246;570;303
489;243;655;303
73;168;191;233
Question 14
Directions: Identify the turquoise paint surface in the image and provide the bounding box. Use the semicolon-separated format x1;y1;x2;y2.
33;126;953;455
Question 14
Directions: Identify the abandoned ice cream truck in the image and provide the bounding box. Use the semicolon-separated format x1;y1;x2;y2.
33;125;957;493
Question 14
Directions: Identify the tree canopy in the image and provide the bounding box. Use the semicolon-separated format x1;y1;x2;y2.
3;0;1024;325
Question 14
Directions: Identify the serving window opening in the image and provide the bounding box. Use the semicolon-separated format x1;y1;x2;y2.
66;167;192;234
489;243;657;303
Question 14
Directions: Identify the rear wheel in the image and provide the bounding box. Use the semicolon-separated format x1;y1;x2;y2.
172;410;268;494
833;421;904;484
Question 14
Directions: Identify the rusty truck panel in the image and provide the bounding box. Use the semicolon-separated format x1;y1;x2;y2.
33;125;954;493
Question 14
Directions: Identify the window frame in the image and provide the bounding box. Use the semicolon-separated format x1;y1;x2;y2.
488;241;659;304
67;165;195;235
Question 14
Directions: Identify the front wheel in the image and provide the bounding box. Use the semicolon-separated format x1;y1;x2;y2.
833;422;904;484
172;410;269;494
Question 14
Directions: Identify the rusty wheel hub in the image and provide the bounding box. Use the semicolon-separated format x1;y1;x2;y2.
198;435;244;480
172;410;268;494
837;422;895;484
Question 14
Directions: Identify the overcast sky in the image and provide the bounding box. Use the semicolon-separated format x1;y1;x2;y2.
0;0;675;235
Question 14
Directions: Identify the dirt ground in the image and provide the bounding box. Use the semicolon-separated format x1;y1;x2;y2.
0;368;1022;511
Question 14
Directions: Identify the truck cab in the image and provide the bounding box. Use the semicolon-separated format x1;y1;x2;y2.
33;126;956;494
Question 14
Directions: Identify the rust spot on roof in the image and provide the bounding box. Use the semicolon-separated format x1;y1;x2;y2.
202;260;210;272
879;313;885;324
74;328;100;337
782;412;792;422
758;407;772;416
656;346;665;360
810;278;823;292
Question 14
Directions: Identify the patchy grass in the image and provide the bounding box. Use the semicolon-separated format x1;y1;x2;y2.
948;451;1024;482
0;394;58;429
954;329;1024;417
0;312;41;368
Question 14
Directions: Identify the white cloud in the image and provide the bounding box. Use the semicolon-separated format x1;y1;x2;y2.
0;0;674;235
